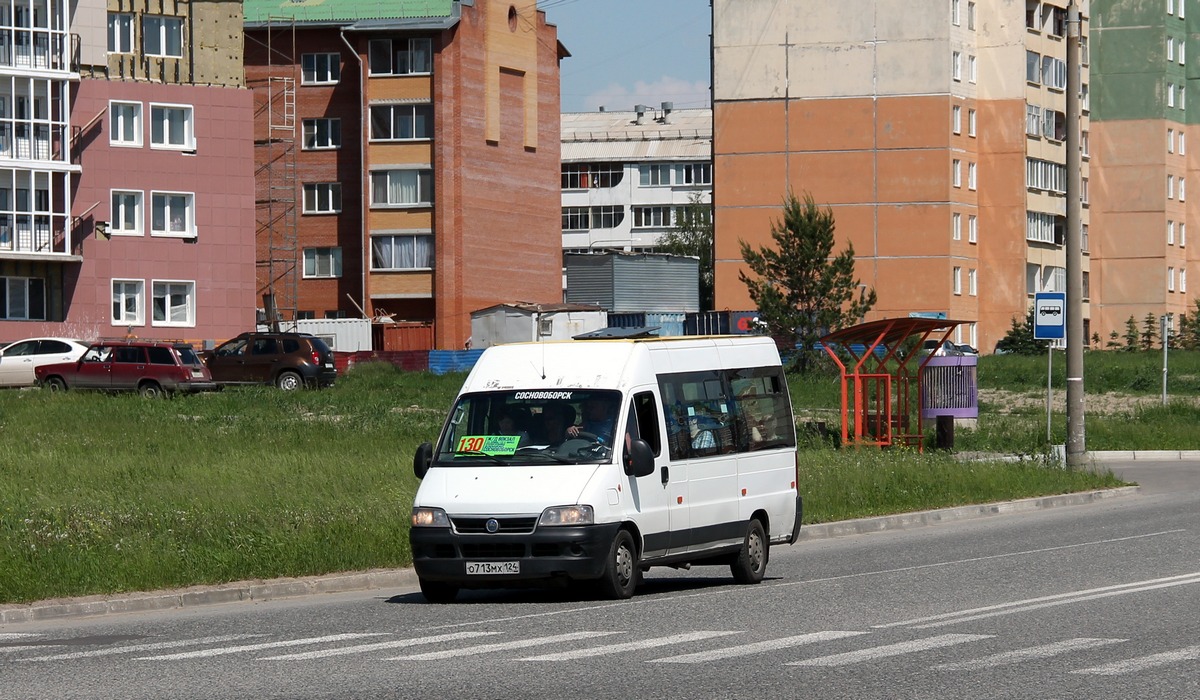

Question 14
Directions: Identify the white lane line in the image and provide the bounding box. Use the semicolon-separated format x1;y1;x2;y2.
390;631;622;661
0;645;59;654
521;631;740;662
22;635;265;661
0;634;41;640
649;631;869;664
264;632;501;660
877;571;1200;629
1071;645;1200;676
935;638;1127;671
137;633;388;660
789;634;993;667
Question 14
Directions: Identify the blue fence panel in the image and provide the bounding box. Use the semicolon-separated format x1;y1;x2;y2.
428;349;485;375
646;312;685;337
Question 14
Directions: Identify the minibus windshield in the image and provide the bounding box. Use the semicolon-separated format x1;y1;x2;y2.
434;389;622;466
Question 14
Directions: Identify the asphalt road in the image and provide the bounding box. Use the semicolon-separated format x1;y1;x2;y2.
1;460;1197;700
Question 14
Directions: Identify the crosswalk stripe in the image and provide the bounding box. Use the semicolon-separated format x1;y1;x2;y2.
136;633;389;660
21;635;264;662
935;638;1126;670
390;631;622;661
263;632;501;660
521;631;740;662
649;631;869;664
1070;645;1200;676
789;634;994;667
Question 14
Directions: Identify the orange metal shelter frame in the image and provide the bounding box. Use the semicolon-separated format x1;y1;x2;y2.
819;318;968;452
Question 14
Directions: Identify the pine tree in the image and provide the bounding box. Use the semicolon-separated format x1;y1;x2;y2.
1123;316;1140;351
1140;312;1159;351
739;191;876;372
656;192;714;310
995;307;1049;355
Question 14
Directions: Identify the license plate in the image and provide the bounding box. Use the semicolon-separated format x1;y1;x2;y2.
466;561;519;575
324;363;334;368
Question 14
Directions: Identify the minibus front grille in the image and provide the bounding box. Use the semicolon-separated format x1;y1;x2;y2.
460;543;526;558
452;517;538;534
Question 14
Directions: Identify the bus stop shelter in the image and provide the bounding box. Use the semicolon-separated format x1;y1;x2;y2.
819;318;978;452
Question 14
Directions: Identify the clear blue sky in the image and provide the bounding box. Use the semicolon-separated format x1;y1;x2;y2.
541;0;712;114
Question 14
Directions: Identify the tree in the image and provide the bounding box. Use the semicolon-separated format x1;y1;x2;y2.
656;192;714;310
1123;316;1139;351
1140;312;1159;351
739;191;876;371
995;306;1049;355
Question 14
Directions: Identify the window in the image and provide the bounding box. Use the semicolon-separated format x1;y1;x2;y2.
1169;0;1175;15
640;164;671;186
303;247;342;278
1180;178;1186;201
637;162;712;187
952;51;962;81
302;183;341;213
1182;269;1189;292
1043;109;1066;141
1181;132;1187;154
1181;222;1187;247
633;206;673;228
1169;128;1175;153
150;281;193;326
1180;85;1187;109
968;162;977;190
302;118;341;149
953;212;962;240
1027;211;1058;244
301;53;341;84
968;268;977;296
1081;129;1090;158
968;55;977;83
953;266;962;295
658;367;795;460
968;109;976;136
369;104;433;141
1082;223;1089;252
1169;267;1176;292
143;15;183;58
1080;36;1090;64
953;105;962;134
367;37;432;76
952;0;961;25
1081;83;1090;111
1026;158;1067;192
1169;174;1175;199
1;276;46;320
675;163;712;185
562;162;623;189
150;192;194;236
371;234;433;270
149;104;193;149
1168;82;1176;108
109;101;141;146
1026;104;1042;136
561;205;624;230
1169;220;1176;245
1181;0;1187;18
370;169;434;206
953;159;962;187
1042;56;1066;89
112;279;143;325
1169;37;1176;61
968;1;976;29
968;214;977;243
1026;51;1041;83
1082;177;1089;205
107;13;133;53
1181;41;1186;64
111;191;142;235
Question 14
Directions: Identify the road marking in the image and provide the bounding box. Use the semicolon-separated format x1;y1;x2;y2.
649;631;868;664
21;635;264;661
789;634;993;667
877;571;1200;629
1071;645;1200;676
935;638;1126;670
0;645;58;654
264;632;500;660
390;631;621;661
137;633;388;660
521;631;739;661
0;634;40;640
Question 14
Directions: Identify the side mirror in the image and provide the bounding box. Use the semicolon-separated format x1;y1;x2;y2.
413;442;433;480
624;439;655;478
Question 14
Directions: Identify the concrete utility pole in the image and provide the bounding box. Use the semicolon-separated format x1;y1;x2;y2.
1065;2;1086;465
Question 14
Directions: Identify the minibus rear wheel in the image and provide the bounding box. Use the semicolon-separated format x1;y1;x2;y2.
731;518;768;584
419;578;459;604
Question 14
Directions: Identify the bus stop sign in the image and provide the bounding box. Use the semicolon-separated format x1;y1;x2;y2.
1034;292;1066;340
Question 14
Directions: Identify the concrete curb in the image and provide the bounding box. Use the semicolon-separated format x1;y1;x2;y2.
0;485;1144;625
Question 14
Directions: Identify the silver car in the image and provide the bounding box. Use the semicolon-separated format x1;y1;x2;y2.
0;337;90;388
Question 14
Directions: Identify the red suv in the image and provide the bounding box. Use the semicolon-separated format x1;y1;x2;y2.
35;340;218;397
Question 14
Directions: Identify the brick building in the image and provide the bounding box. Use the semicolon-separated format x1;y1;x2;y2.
244;0;566;350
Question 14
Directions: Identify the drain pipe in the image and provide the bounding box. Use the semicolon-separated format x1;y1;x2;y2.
340;28;369;320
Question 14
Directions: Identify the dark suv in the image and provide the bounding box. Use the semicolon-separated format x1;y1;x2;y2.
203;332;337;390
35;340;218;397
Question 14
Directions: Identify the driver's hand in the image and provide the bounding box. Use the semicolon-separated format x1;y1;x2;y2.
566;426;580;437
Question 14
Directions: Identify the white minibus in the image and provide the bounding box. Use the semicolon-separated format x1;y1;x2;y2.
411;335;801;603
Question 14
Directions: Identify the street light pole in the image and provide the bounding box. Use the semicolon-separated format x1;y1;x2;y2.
1162;313;1172;405
1065;2;1086;465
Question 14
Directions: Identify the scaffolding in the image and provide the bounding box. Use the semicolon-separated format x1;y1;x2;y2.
252;17;298;331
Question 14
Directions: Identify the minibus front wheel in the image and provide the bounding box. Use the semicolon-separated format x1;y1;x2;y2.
597;529;640;600
419;578;460;604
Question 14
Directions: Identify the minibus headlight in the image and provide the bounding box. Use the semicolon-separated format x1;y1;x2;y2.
538;505;594;527
411;507;451;528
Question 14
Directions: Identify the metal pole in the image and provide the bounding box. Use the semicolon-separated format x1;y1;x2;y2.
1065;2;1087;466
1047;343;1053;444
1162;314;1170;405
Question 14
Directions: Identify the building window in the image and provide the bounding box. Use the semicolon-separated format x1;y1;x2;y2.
369;104;433;141
1169;0;1175;16
1181;132;1187;154
301;53;341;84
968;109;976;136
968;55;977;83
953;212;962;240
637;162;711;187
367;37;432;76
1081;129;1090;158
151;280;194;326
1041;56;1066;89
150;192;194;236
675;162;712;185
1180;41;1186;64
371;234;433;270
968;1;976;29
952;105;962;134
968;214;977;243
302;118;341;149
1169;267;1176;291
1026;104;1041;136
953;266;962;295
953;159;962;187
1180;177;1186;201
149;104;193;149
143;15;183;58
1169;220;1176;245
303;247;342;278
112;279;144;325
1081;83;1090;111
1169;36;1176;61
1182;269;1188;292
952;51;962;81
1026;51;1040;84
1082;177;1089;205
1181;0;1187;19
561;205;624;230
1180;85;1187;109
1026;211;1060;244
1168;82;1176;108
1169;174;1175;199
1082;223;1089;252
0;276;46;320
968;268;977;296
1181;222;1187;247
968;162;977;190
1080;36;1090;64
952;0;961;25
1026;158;1067;193
109;101;141;146
111;190;142;236
302;183;341;214
562;162;623;189
633;205;674;228
370;169;434;206
107;13;134;53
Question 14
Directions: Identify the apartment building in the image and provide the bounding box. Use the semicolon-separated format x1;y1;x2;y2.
1091;0;1196;340
243;0;565;350
711;0;1090;354
561;106;712;255
0;0;255;343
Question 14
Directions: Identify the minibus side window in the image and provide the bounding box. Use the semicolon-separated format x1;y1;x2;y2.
729;368;797;451
629;391;661;456
658;370;734;460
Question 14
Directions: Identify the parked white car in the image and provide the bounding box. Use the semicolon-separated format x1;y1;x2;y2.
0;337;90;388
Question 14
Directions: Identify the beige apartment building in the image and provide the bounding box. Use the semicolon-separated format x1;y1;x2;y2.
712;0;1090;353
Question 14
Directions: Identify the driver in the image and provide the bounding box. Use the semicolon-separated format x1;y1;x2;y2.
538;404;576;446
568;397;615;444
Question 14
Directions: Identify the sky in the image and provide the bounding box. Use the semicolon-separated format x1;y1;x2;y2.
540;0;712;114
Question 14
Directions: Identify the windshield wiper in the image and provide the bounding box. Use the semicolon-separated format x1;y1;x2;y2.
452;450;508;466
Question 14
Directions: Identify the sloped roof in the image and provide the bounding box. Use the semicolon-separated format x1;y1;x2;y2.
472;301;605;316
561;108;711;163
244;0;454;25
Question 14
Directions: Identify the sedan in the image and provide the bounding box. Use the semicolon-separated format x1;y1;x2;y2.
0;337;89;388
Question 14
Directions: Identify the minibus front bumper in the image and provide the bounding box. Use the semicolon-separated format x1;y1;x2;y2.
410;522;624;586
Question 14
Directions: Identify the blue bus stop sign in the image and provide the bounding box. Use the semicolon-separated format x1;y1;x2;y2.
1034;292;1066;340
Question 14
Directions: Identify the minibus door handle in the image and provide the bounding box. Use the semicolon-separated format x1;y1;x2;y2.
660;465;669;485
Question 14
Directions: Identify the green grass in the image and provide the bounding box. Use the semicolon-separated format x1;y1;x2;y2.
0;359;1130;605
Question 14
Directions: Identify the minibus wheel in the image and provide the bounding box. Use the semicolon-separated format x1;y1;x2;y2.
731;518;768;584
419;578;459;604
598;530;639;599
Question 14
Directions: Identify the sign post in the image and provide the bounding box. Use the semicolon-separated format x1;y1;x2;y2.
1034;292;1066;443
